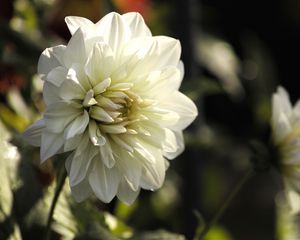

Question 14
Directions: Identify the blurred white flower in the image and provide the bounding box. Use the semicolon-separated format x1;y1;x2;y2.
271;86;300;214
24;12;197;204
0;120;21;226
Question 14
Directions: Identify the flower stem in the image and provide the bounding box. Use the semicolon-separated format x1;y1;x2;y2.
195;168;255;240
44;167;67;240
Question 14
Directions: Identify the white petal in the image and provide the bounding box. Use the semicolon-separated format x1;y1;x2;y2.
271;88;294;142
65;151;74;173
23;119;45;146
43;82;61;106
67;133;95;187
109;82;133;91
124;136;157;164
66;152;94;202
139;146;166;190
70;178;93;202
115;149;142;191
134;67;182;100
88;120;106;146
99;138;115;168
93;78;112;95
273;112;292;143
64;134;82;152
65;16;94;35
123;36;181;77
178;60;184;79
63;28;86;68
163;130;184;159
95;12;130;54
38;45;66;80
85;43;114;85
277;86;292;113
89;161;120;203
143;110;179;131
64;110;89;139
115;137;163;191
122;12;151;38
120;37;153;76
96;95;122;111
40;131;64;161
46;66;68;87
110;135;134;152
159;91;198;131
44;102;82;133
284;179;300;214
90;106;114;123
69;146;97;187
103;91;128;99
272;87;292;127
82;89;97;107
294;100;300;115
133;124;151;136
59;69;86;101
117;179;140;205
70;63;92;91
100;124;127;134
136;122;165;149
153;36;181;68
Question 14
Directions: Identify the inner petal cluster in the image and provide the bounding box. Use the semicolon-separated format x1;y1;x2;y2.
76;75;154;150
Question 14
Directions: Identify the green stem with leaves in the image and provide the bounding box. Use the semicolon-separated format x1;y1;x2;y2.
44;167;67;240
194;167;255;240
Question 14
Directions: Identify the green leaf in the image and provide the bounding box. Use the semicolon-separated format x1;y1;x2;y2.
72;200;122;240
114;201;138;221
104;212;133;239
0;103;28;132
130;230;186;240
23;180;78;239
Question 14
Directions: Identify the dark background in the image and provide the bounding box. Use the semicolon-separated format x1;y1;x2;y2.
1;0;300;239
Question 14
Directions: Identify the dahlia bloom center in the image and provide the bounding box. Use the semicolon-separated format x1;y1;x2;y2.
80;76;151;139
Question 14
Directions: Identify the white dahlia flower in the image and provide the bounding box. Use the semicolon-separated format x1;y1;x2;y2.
271;86;300;213
24;12;197;204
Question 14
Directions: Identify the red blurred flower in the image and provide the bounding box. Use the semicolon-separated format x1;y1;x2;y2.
113;0;151;20
0;64;25;94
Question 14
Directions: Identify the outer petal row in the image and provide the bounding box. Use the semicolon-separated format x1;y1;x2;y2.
65;12;151;39
65;16;94;35
23;119;45;146
272;87;293;142
122;36;181;77
38;45;66;81
142;91;198;132
159;91;198;131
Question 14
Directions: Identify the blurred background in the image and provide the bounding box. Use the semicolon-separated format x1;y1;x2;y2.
1;0;300;239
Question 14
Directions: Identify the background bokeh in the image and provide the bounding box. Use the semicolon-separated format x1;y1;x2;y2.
1;0;300;239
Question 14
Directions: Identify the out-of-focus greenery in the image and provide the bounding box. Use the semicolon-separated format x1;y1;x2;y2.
1;0;300;239
276;195;300;240
0;121;22;240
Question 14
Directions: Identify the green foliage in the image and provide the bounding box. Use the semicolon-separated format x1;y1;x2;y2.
0;121;22;240
129;230;186;240
276;196;300;240
203;226;232;240
0;103;28;132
